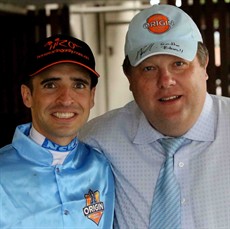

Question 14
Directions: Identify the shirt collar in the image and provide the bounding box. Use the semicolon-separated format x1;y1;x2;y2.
13;123;53;165
13;123;79;166
133;112;162;144
29;126;78;152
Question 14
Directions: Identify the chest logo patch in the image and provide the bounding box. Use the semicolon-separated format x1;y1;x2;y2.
83;189;104;225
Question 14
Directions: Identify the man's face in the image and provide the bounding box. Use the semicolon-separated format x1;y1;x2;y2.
127;54;208;136
21;63;95;145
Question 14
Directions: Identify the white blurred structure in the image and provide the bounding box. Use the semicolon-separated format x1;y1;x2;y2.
70;2;147;119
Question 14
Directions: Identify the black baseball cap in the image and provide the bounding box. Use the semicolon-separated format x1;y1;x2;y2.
26;34;99;86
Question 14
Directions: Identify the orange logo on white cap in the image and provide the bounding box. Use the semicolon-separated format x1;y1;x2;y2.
143;14;174;34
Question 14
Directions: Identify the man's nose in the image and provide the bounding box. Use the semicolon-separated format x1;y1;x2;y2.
56;87;74;106
157;69;176;89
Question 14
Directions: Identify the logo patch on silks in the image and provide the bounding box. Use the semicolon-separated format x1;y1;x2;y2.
83;189;104;225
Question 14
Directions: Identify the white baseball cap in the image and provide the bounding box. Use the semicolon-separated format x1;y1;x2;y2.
125;4;203;66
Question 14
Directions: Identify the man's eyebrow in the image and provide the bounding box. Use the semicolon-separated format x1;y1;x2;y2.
40;77;60;85
71;77;90;85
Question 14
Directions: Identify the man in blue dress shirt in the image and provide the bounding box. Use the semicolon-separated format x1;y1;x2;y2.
0;34;114;228
79;4;230;229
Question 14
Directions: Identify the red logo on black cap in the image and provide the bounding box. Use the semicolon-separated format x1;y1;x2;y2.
44;37;81;51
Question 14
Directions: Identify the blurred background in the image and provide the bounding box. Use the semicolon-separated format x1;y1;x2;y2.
0;0;229;147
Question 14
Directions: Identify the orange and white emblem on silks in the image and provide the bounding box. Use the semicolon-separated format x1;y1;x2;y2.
143;14;174;34
83;189;104;225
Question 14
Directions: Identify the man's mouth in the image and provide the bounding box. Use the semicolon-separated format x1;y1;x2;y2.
159;95;181;102
53;112;75;119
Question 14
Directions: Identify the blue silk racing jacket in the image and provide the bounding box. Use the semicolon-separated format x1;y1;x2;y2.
0;123;114;228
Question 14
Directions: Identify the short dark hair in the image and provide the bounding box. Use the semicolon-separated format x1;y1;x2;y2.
122;42;209;75
196;42;209;67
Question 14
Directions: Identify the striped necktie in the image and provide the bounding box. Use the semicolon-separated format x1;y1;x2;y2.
149;137;185;229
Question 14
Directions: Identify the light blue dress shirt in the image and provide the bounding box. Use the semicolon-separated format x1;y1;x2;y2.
79;93;230;229
0;123;115;229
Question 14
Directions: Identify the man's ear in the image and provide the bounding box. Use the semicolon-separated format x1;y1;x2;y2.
125;73;133;92
204;56;209;80
90;87;96;109
21;85;32;108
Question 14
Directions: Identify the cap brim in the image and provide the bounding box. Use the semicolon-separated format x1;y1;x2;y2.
128;40;198;66
29;60;100;79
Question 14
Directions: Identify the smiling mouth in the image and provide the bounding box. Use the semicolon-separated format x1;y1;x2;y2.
53;112;75;119
159;95;181;102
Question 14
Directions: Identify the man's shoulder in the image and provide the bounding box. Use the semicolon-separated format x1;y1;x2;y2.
210;94;230;110
79;101;140;137
0;144;17;167
77;140;112;168
86;100;139;127
78;140;102;155
211;94;230;101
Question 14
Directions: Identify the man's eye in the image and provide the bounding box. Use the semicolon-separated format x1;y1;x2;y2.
74;82;86;89
175;61;185;67
144;66;155;71
44;82;56;88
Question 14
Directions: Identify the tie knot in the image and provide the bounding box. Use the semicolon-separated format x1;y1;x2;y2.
159;137;185;157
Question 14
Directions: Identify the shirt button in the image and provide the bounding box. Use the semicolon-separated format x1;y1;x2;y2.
181;198;186;205
178;162;184;168
64;210;69;215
